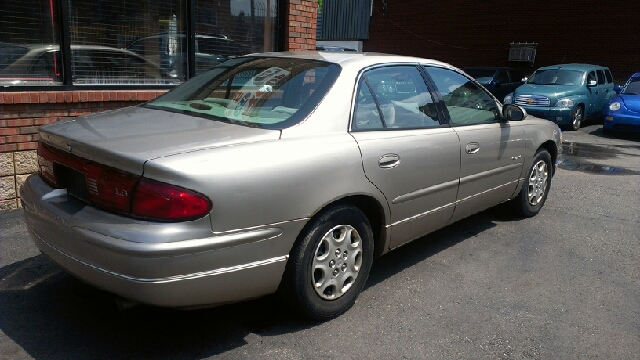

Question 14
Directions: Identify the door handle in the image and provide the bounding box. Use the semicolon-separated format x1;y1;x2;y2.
379;154;400;168
465;142;480;154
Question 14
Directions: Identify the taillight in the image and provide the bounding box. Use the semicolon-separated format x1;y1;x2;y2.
131;178;212;221
37;142;211;221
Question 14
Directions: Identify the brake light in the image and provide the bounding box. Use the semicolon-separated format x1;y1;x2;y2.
131;178;212;221
37;142;211;221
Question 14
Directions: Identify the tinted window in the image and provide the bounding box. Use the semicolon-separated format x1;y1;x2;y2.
495;70;509;84
509;70;524;83
605;69;613;84
587;71;596;84
146;57;340;130
424;66;499;125
463;68;496;85
596;70;606;85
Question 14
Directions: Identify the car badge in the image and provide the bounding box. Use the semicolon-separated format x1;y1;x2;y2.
67;144;72;152
527;99;535;104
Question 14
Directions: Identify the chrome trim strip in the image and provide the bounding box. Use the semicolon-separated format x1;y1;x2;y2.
392;179;459;204
28;224;288;284
389;178;521;228
459;163;522;185
210;217;309;235
390;202;456;227
73;227;283;257
457;179;520;203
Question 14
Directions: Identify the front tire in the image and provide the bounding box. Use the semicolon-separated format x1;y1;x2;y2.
570;105;583;131
282;205;374;320
510;149;552;217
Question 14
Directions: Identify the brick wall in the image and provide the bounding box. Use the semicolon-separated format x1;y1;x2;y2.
285;0;317;51
0;90;167;210
365;0;640;83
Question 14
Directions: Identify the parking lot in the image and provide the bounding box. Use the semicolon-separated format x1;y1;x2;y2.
1;123;638;359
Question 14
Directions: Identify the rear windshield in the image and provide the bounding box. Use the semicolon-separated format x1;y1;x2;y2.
526;69;584;86
145;57;341;129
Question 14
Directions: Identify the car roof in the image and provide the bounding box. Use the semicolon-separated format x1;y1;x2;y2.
536;63;608;71
250;51;454;70
462;66;517;71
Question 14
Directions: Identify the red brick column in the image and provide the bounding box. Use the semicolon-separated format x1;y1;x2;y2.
285;0;318;51
0;90;167;210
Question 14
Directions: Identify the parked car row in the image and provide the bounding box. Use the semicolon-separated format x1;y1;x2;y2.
463;62;639;135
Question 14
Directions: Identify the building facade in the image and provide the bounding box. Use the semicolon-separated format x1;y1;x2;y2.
0;0;317;210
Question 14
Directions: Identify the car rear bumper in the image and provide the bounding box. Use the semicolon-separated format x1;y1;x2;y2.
20;174;305;307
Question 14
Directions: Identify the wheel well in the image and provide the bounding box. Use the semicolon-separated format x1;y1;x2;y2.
323;195;387;258
539;140;559;175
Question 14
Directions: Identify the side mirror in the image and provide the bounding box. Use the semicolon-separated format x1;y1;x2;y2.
613;85;622;94
587;79;597;87
503;104;526;121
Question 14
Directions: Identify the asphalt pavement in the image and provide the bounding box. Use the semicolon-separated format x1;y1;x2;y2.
1;123;638;359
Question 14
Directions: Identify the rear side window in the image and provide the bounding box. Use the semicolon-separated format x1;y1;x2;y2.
605;69;613;84
596;70;606;85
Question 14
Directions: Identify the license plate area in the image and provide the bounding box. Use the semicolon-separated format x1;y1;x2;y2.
54;163;90;202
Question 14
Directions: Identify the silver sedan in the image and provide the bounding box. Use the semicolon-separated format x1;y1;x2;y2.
21;52;562;319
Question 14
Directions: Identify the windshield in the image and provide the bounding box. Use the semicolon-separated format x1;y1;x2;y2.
622;77;640;95
463;69;496;85
526;69;584;86
145;56;340;129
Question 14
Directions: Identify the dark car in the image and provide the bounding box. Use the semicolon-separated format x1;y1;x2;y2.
462;67;524;101
0;42;180;85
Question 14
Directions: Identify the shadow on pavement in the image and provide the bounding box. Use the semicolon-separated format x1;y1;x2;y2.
0;206;517;360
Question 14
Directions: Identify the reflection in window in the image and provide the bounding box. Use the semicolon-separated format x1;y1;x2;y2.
68;0;185;85
0;1;62;85
353;66;440;130
194;0;278;75
425;66;499;125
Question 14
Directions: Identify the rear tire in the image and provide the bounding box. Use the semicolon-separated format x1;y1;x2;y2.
510;149;552;217
281;205;374;320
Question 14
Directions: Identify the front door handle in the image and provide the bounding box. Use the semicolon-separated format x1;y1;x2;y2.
379;153;400;168
465;142;480;154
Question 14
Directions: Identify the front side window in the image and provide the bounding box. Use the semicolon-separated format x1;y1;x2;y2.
605;69;613;84
424;66;499;126
0;1;62;86
352;66;440;130
528;69;584;86
495;70;509;84
145;57;340;129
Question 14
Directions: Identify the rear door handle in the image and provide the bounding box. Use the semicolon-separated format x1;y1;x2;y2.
465;142;480;154
379;154;400;168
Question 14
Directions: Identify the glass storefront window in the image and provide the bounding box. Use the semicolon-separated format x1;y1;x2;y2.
68;0;185;85
0;0;281;87
0;1;62;86
194;0;278;75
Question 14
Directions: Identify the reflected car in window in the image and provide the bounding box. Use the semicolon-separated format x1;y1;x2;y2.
20;52;562;320
0;43;181;86
504;64;615;131
604;72;640;134
462;67;524;101
126;34;244;78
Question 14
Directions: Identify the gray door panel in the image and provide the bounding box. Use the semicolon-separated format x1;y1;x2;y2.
449;122;525;222
351;128;460;248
